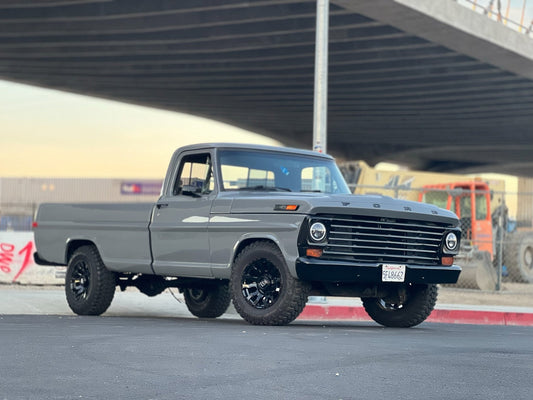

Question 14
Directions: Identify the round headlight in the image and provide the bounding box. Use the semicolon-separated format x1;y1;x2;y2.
310;222;327;242
445;232;458;251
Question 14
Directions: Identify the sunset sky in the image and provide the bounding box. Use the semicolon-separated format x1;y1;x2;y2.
0;80;281;179
2;1;531;179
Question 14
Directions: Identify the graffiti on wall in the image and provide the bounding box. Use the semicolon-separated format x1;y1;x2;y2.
0;232;61;284
0;240;33;282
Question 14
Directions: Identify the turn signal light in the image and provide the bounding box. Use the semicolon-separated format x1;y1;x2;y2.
442;256;454;266
306;248;323;258
274;204;299;211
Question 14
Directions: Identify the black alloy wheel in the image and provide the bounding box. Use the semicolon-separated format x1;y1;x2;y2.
65;245;116;316
231;241;310;326
241;258;282;309
70;259;91;301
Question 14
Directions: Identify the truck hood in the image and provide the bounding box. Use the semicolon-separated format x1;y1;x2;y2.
221;192;459;226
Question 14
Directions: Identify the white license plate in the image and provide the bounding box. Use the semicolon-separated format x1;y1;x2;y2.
382;264;406;282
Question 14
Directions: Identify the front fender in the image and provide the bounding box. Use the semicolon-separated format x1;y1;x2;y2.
209;214;305;279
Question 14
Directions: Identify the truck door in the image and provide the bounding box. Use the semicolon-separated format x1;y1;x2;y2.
150;151;215;277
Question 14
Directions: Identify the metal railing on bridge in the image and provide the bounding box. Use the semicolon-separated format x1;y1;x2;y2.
457;0;533;37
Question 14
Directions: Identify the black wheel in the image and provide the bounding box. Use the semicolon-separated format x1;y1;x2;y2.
505;232;533;283
183;281;231;318
65;245;116;316
230;241;310;326
362;284;437;328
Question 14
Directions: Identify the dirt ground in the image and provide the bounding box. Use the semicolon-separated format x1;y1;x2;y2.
438;282;533;308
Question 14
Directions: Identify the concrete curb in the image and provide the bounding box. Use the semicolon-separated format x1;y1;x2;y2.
298;304;533;326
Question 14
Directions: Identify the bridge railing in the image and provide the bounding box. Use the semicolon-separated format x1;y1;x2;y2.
456;0;533;37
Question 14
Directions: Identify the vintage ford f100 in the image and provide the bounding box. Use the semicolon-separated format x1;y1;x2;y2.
33;143;461;327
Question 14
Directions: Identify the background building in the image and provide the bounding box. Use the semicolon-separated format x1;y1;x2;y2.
0;177;162;231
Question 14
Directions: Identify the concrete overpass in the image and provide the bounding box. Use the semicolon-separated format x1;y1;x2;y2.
1;0;533;175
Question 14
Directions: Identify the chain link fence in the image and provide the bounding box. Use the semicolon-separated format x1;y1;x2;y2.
0;203;37;231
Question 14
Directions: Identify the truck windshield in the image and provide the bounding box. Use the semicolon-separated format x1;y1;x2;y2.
218;149;351;194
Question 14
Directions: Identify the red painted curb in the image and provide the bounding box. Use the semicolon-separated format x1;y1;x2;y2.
298;304;533;326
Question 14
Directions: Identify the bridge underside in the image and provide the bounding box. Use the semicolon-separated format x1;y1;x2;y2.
1;0;533;174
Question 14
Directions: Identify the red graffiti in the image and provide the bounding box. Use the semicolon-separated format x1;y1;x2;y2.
13;241;33;282
0;243;15;273
0;241;34;282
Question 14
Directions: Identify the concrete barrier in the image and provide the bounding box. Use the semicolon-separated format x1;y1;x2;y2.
0;231;63;285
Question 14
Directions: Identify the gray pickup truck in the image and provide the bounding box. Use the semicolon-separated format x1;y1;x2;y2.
33;143;461;327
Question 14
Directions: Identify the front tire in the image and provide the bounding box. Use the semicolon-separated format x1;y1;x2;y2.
362;284;437;328
183;282;231;318
65;245;116;316
230;241;310;326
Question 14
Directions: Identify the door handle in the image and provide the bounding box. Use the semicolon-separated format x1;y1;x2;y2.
156;203;169;209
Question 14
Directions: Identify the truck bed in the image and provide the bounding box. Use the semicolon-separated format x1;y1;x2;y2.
34;202;155;274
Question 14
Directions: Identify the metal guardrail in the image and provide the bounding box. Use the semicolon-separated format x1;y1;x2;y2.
456;0;533;37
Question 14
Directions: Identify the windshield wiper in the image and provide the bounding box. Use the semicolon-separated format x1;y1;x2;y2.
238;185;292;192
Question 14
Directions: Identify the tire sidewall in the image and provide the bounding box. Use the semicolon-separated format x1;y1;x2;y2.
362;284;437;328
65;245;115;315
518;237;533;282
183;282;231;318
231;242;303;325
65;250;98;314
506;233;533;283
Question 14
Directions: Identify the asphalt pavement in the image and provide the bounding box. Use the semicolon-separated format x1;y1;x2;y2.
1;314;533;400
1;285;533;400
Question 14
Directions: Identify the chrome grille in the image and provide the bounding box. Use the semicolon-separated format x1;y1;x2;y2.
315;215;451;265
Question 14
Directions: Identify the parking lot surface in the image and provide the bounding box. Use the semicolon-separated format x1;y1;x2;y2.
1;286;533;399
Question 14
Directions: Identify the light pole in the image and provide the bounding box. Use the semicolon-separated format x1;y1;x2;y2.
313;0;329;155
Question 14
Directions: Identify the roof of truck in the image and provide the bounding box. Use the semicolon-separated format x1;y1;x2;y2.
175;143;334;159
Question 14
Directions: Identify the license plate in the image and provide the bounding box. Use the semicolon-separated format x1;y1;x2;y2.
382;264;406;282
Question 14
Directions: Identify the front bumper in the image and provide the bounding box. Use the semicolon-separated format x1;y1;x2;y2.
295;257;461;284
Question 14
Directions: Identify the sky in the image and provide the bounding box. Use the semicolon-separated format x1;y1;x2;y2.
1;0;532;180
0;80;281;179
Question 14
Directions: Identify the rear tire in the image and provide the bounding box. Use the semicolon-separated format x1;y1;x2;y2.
65;245;116;316
362;284;437;328
505;232;533;283
230;241;310;326
183;282;231;318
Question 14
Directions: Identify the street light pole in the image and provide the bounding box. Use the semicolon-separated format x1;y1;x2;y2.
313;0;329;155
